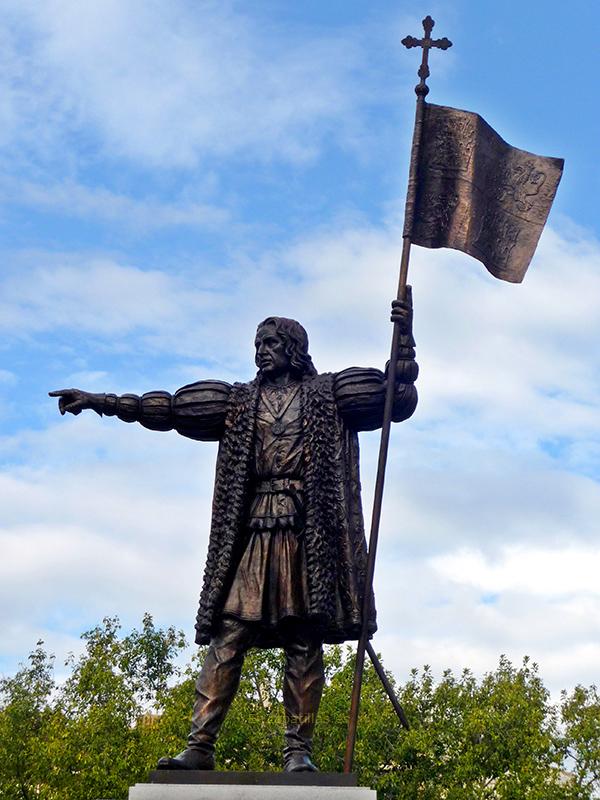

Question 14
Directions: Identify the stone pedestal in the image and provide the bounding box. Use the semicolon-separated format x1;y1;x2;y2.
128;771;376;799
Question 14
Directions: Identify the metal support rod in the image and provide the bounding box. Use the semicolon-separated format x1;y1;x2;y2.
367;642;410;730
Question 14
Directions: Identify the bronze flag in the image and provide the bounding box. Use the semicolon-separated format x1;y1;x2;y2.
409;103;564;283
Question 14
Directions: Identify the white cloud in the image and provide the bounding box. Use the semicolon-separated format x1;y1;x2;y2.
0;416;217;664
382;469;598;566
0;256;216;339
8;217;599;402
1;177;229;231
2;0;372;167
2;217;600;696
431;544;600;597
373;556;600;695
1;0;598;711
0;370;17;385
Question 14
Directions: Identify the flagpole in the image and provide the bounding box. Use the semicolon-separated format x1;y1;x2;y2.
343;16;451;774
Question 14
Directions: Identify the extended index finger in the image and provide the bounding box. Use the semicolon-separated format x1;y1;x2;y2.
48;389;73;397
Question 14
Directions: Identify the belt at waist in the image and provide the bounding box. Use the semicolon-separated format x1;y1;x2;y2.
255;478;303;493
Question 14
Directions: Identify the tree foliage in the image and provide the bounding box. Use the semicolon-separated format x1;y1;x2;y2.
1;617;598;799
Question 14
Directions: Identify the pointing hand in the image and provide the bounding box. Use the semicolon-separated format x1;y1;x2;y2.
48;388;96;416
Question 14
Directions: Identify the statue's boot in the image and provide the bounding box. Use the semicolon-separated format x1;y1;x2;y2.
156;749;214;771
157;617;255;771
282;627;325;772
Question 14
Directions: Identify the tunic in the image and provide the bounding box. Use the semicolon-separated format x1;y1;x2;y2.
222;381;309;626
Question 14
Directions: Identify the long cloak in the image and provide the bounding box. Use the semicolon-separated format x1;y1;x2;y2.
193;370;416;646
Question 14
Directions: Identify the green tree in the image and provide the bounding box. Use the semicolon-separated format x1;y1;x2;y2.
560;684;600;799
0;641;56;799
0;615;186;800
388;656;567;800
2;618;600;800
52;614;186;799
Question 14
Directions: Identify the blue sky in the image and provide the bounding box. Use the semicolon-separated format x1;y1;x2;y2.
1;0;599;696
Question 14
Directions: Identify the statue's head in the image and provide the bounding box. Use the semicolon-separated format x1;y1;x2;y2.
255;317;317;379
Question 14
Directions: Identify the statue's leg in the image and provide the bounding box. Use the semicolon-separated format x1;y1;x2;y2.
188;616;256;755
157;616;255;770
282;624;325;772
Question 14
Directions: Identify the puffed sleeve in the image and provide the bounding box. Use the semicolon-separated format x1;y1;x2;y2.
100;380;232;441
171;380;231;441
334;366;417;432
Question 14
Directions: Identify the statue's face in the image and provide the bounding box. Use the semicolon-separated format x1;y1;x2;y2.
255;325;291;377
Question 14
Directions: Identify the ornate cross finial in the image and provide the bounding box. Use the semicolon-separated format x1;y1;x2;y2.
402;15;452;97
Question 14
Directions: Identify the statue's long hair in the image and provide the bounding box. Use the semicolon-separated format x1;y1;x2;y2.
256;316;318;378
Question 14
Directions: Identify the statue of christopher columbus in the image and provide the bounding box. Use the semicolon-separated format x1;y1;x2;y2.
50;294;418;772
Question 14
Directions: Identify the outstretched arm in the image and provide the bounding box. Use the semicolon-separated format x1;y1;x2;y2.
49;380;232;442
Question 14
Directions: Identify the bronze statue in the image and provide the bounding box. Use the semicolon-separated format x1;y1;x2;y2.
50;296;418;772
